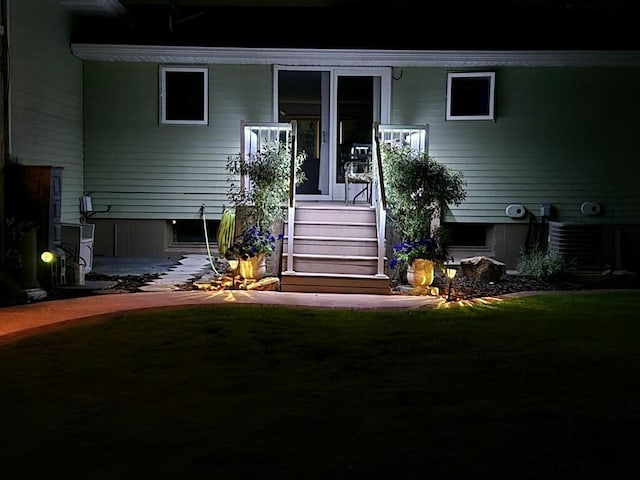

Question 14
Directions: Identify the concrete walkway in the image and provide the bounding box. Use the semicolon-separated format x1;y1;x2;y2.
2;254;628;345
0;289;450;344
0;253;460;343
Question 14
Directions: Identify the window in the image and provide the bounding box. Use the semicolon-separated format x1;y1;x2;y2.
446;72;495;121
445;223;488;247
171;219;219;243
160;66;208;125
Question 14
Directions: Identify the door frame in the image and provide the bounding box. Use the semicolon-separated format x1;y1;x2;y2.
273;65;391;201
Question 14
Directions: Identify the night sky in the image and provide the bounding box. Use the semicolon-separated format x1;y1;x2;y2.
73;0;640;50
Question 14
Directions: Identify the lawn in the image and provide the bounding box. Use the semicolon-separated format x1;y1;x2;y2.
1;292;639;479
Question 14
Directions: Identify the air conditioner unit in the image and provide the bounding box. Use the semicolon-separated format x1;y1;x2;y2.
61;223;95;285
547;222;603;271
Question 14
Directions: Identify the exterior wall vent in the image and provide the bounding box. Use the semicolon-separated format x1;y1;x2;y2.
548;222;603;271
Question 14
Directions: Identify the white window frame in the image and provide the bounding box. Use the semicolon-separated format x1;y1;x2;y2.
160;66;208;125
446;71;495;121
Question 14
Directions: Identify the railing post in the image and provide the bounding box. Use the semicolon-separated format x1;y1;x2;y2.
285;120;297;273
372;122;387;277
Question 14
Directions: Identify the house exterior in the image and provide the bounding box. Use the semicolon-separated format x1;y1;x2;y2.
3;0;640;290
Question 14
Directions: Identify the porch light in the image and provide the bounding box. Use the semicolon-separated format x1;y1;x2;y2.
41;251;56;264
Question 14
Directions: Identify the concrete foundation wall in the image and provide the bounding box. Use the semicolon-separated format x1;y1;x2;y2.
92;219;197;260
92;218;640;274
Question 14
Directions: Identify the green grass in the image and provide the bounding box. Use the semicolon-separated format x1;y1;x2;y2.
1;292;639;479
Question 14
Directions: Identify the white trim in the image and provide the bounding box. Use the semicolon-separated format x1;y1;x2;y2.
71;44;640;67
159;65;208;125
446;71;495;121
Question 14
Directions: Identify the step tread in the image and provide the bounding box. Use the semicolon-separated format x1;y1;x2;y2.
285;235;378;242
288;253;380;260
286;221;376;226
296;205;373;211
282;271;389;280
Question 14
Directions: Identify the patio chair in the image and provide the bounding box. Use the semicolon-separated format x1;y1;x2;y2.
344;143;373;204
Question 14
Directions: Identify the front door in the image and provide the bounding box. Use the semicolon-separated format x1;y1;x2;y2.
275;66;390;201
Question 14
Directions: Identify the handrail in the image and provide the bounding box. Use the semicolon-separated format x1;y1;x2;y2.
288;120;297;209
373;122;387;211
286;120;297;273
372;122;387;277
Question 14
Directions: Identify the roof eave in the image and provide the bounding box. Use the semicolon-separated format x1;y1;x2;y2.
70;43;640;67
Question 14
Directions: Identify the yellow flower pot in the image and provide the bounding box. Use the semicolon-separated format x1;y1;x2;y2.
406;259;435;287
238;254;267;281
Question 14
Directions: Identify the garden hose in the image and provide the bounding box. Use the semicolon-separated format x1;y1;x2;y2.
217;207;236;257
200;204;221;276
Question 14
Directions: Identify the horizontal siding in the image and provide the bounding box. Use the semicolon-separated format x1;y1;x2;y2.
392;67;640;225
10;0;84;223
84;63;273;220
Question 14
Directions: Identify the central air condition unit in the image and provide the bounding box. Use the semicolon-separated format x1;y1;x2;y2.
61;223;95;285
547;222;603;271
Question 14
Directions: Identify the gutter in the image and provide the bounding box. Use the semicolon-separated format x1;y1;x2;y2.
70;44;640;68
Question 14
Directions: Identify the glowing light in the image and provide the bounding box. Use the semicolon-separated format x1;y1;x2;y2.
227;259;238;271
40;251;56;264
443;265;458;302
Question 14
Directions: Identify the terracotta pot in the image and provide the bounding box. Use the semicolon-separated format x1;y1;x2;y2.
238;254;267;280
406;259;435;287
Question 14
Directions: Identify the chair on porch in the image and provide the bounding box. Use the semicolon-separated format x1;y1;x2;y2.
344;143;373;204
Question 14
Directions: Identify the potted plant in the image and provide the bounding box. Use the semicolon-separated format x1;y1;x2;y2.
381;141;466;287
389;230;449;287
225;139;306;278
226;225;280;280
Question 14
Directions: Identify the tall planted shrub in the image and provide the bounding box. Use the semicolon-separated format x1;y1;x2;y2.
226;139;307;231
381;141;467;274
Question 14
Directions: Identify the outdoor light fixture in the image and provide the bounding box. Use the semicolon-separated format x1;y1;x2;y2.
227;259;238;271
445;266;457;302
40;251;56;264
41;247;67;285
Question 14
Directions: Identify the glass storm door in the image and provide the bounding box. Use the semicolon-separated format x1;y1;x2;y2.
276;67;390;201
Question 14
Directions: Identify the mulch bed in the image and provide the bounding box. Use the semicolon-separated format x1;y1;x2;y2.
44;270;635;303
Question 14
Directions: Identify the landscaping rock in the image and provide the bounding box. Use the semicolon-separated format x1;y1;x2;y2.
245;276;280;291
459;256;506;283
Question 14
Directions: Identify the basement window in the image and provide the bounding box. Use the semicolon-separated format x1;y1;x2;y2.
160;66;208;125
172;220;219;243
445;224;488;247
446;72;495;121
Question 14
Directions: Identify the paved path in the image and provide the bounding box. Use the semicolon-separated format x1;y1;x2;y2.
0;289;452;344
3;253;631;345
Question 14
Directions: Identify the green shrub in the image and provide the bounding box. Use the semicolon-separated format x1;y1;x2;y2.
381;141;466;242
517;247;571;280
226;139;306;231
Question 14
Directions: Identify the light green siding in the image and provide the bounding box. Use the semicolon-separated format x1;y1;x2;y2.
9;0;84;223
83;63;272;221
391;67;640;225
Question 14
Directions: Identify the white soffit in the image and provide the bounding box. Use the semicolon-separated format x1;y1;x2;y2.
70;44;640;67
61;0;125;15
